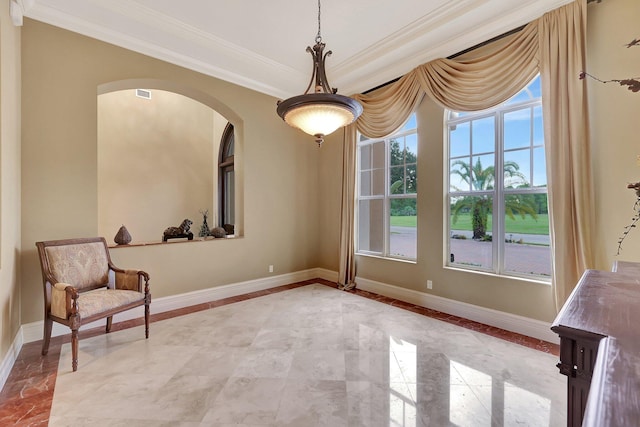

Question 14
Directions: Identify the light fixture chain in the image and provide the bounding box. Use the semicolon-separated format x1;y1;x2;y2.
315;0;322;43
275;0;362;146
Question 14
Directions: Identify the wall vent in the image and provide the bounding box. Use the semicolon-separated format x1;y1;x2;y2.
135;89;152;99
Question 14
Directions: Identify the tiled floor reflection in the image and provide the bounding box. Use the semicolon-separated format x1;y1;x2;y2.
0;281;566;427
38;283;565;426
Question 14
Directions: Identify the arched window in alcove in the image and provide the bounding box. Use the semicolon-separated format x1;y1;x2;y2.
219;123;235;231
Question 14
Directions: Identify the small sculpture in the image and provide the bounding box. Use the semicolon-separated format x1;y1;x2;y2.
163;219;194;242
114;225;132;245
198;209;210;238
223;223;234;235
209;226;227;238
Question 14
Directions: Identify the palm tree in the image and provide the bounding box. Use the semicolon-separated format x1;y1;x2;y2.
450;158;537;239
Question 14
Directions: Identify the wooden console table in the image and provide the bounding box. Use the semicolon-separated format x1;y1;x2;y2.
551;266;640;427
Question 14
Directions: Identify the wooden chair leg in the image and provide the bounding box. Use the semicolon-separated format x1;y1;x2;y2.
71;329;79;372
145;303;150;339
106;316;113;333
42;317;53;356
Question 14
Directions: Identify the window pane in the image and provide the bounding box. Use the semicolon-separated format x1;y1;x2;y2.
405;133;418;160
390;166;418;195
390;138;404;166
450;122;470;158
450;159;471;192
504;195;550;277
390;198;416;258
504;108;531;150
472;117;495;155
528;75;542;98
504;149;530;188
406;164;417;194
224;170;234;224
471;154;494;191
390;166;404;194
402;114;417;132
360;145;372;169
226;137;234;157
371;141;385;168
361;141;385;169
533;147;547;187
360;168;385;197
449;195;493;270
359;199;384;254
360;170;371;195
533;106;544;146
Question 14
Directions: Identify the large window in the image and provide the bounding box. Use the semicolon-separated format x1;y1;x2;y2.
446;76;550;279
357;114;417;260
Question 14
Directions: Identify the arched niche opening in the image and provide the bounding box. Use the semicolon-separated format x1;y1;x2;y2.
97;79;243;244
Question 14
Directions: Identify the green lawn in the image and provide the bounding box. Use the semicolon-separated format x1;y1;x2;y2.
391;213;549;235
390;216;417;227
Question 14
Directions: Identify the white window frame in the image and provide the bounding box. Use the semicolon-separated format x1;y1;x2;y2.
445;78;549;280
356;115;417;261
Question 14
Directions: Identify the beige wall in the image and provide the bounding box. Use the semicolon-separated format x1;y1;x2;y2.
98;89;226;243
319;0;640;323
21;19;320;324
5;0;637;357
588;0;640;270
0;0;22;360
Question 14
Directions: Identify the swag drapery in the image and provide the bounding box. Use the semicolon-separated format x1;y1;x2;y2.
337;0;593;311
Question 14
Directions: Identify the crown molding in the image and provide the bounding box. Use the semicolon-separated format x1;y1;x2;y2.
22;0;303;99
22;0;575;99
332;0;484;80
9;0;24;26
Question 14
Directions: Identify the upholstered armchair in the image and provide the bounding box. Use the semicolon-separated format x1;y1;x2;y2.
35;237;151;371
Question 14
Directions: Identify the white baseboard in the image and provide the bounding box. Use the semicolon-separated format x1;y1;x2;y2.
315;267;339;283
0;329;23;393
356;276;559;344
20;268;323;344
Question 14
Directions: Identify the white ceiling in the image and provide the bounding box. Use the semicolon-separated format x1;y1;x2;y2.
18;0;573;99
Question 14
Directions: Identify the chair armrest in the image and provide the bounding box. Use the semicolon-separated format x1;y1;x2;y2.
51;283;79;319
115;269;150;294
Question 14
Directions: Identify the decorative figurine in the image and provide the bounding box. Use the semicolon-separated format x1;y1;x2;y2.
114;225;132;245
198;209;210;238
162;219;194;242
209;226;227;238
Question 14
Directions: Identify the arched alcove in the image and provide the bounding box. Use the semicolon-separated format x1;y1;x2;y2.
97;79;244;243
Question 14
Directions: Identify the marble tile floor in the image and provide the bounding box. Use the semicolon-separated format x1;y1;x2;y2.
0;279;564;426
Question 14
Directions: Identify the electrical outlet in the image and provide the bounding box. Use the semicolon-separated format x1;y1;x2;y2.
268;265;274;273
427;280;433;290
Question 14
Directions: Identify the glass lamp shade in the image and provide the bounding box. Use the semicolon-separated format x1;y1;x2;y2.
277;92;363;145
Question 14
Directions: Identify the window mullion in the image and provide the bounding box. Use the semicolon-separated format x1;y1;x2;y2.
530;106;535;185
384;138;391;257
495;111;505;275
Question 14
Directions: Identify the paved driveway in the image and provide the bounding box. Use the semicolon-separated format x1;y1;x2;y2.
390;226;551;277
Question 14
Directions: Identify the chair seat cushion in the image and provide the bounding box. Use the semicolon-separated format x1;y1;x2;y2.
78;289;145;319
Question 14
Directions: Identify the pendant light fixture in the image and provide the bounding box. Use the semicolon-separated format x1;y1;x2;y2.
276;0;363;146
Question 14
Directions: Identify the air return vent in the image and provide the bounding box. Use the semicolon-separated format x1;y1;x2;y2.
135;89;152;99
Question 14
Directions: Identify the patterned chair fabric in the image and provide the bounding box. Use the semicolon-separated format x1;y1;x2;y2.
36;237;151;372
45;242;109;290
